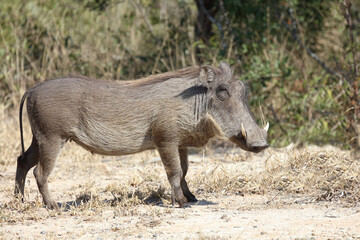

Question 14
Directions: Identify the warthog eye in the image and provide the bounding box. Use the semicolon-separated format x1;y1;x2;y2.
216;85;230;101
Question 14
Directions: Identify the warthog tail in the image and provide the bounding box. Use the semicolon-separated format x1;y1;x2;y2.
19;91;30;157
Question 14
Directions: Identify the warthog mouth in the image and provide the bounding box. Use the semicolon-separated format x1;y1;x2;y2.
230;122;270;153
230;134;248;151
230;133;269;153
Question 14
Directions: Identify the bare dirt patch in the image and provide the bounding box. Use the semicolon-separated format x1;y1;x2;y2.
1;111;360;239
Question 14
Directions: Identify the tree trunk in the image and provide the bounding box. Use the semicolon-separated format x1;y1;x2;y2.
195;0;218;43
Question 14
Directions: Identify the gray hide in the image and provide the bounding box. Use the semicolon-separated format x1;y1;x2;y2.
15;63;269;208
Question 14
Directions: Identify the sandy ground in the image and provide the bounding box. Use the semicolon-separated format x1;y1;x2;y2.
1;139;360;239
2;194;360;239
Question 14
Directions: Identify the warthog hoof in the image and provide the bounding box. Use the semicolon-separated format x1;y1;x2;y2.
45;200;59;210
185;193;198;202
177;197;189;208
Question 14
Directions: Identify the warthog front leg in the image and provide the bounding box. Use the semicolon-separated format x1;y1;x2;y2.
156;144;188;208
179;148;198;202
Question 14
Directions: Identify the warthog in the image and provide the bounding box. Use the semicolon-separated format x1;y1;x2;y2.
15;63;269;208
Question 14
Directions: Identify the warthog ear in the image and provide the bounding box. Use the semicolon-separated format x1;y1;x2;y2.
219;62;232;78
199;66;215;88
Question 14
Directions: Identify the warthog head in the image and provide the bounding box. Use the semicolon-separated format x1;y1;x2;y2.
200;62;269;153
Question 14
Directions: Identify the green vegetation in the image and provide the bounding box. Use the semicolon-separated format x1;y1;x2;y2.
0;0;358;148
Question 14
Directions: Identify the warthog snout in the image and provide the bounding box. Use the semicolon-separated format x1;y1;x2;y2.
231;122;269;153
247;139;269;153
232;132;269;153
246;123;269;152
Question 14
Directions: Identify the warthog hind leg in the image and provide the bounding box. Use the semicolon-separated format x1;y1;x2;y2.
15;136;40;199
33;136;64;209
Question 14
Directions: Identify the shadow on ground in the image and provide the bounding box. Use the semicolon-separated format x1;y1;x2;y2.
55;192;217;211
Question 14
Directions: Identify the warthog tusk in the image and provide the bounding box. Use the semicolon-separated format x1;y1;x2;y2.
241;123;247;140
264;122;269;132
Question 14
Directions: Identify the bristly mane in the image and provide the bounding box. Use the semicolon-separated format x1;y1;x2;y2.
46;65;223;86
128;65;220;86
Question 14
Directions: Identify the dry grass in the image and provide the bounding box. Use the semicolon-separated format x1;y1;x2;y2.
191;146;360;204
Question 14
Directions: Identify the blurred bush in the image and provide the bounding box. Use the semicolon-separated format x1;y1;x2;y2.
0;0;358;148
